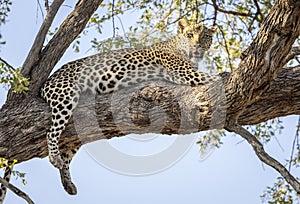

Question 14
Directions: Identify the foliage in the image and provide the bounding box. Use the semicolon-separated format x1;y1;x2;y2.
196;130;225;161
196;130;224;151
248;118;284;144
0;1;29;93
0;157;27;186
261;177;300;204
0;0;11;46
0;60;29;93
0;157;17;169
11;170;27;186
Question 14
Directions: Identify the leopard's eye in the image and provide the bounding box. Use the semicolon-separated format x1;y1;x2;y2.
187;33;194;38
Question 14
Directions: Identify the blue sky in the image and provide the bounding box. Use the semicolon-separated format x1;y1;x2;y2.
1;1;299;204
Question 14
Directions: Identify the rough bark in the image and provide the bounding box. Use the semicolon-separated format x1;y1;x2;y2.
239;66;300;124
226;123;300;193
226;0;300;120
0;176;34;204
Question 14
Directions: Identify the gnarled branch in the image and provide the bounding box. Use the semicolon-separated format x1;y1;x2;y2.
0;175;34;204
21;0;64;78
225;122;300;194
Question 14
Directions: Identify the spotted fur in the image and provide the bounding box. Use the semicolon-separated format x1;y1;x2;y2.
40;19;217;194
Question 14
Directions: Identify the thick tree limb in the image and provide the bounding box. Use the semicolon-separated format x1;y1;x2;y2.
0;66;300;162
0;176;34;204
239;66;300;124
8;0;103;100
21;0;64;78
227;0;300;118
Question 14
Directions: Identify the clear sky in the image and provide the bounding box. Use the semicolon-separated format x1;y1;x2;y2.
1;1;299;204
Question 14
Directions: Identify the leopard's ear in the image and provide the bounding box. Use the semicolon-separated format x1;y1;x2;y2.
178;19;190;34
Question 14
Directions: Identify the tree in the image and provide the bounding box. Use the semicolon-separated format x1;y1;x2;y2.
0;0;300;203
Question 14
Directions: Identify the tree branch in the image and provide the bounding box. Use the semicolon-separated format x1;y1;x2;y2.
227;0;300;118
0;176;34;204
21;0;64;77
211;0;253;18
225;122;300;194
0;66;300;162
238;66;300;125
0;57;15;70
45;0;50;12
288;116;300;171
286;46;300;62
28;0;103;94
8;0;103;101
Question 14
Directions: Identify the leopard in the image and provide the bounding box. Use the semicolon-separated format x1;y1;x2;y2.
38;19;218;195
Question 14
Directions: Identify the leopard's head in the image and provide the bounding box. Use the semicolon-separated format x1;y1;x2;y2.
177;19;217;63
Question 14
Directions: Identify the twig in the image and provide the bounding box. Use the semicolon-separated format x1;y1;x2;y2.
0;176;34;204
285;46;300;63
217;24;234;71
212;2;218;25
288;116;300;171
0;57;15;71
36;0;45;20
246;0;263;32
111;0;116;38
139;2;207;42
253;0;263;21
194;0;199;22
226;122;300;194
116;16;132;47
45;0;49;12
211;0;252;18
274;135;285;153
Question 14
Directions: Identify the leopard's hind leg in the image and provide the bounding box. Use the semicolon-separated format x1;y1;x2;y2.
46;85;80;170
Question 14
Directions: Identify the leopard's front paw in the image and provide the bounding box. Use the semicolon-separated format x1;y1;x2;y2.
49;154;64;169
